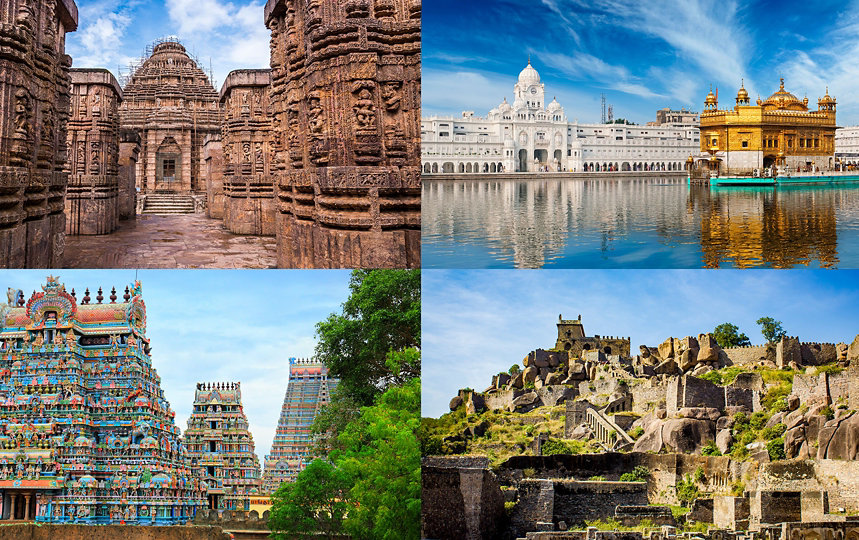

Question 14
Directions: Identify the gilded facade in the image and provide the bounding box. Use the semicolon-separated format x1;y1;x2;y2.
119;41;220;195
220;70;276;236
0;0;78;267
699;79;837;174
265;0;422;268
65;69;122;235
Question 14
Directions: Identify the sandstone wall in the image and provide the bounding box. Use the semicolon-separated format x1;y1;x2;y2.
265;0;421;268
203;133;224;219
0;0;78;266
118;128;140;219
65;68;122;235
220;69;275;235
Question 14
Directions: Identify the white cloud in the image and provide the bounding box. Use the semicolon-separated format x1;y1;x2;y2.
165;0;233;35
67;2;134;70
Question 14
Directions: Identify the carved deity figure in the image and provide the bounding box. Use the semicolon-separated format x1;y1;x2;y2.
307;93;325;136
242;142;251;163
14;89;32;138
382;81;402;112
255;142;263;165
353;87;376;130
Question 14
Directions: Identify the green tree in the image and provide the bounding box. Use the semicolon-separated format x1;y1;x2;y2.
315;269;420;406
713;322;751;348
756;317;787;344
268;459;351;540
333;377;421;540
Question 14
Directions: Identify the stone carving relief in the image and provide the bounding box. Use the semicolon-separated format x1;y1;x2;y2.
351;81;377;133
381;81;402;112
90;142;101;174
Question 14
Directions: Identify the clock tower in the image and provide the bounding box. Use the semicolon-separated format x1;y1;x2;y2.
513;58;545;109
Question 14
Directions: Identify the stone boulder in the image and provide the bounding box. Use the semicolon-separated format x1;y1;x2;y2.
654;358;678;375
658;338;675;361
449;395;463;411
696;334;722;365
818;412;859;460
570;424;593;441
784;425;808;459
545;371;565;386
849;335;859;363
640;345;652;359
716;429;733;454
632;418;715;454
523;366;538;385
536;385;575;407
510;392;541;413
567;362;588;381
679;349;698;372
509;371;524;389
496;372;511;389
691;364;713;378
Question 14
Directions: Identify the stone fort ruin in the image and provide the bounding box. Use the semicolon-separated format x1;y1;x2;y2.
425;315;859;539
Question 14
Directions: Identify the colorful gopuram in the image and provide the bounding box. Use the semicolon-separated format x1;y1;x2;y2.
261;358;337;493
0;277;206;523
184;382;262;511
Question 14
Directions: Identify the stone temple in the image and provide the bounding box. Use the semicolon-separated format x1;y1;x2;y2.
120;40;220;208
184;382;262;511
0;277;206;523
261;358;337;493
1;0;421;268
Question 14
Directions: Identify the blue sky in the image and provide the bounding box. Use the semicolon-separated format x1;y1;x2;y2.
422;270;859;418
68;0;270;90
0;270;350;464
423;0;859;125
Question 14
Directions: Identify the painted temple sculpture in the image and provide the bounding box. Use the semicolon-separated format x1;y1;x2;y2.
0;277;206;523
184;382;262;511
261;358;337;493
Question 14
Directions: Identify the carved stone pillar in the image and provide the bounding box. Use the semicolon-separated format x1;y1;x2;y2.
219;70;275;235
9;494;16;520
265;0;421;268
23;494;30;520
65;69;123;235
118;129;141;220
0;0;78;266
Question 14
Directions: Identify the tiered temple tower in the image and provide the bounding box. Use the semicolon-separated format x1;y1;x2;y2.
0;277;205;523
184;382;262;511
264;0;422;268
0;0;78;267
261;358;337;493
120;40;221;195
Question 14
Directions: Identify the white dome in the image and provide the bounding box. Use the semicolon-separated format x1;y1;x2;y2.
547;97;562;112
498;97;512;113
518;60;541;86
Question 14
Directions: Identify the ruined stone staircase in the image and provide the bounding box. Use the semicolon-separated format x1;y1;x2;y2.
140;194;196;215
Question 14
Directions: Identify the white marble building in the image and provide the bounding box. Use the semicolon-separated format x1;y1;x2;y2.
422;61;700;174
836;126;859;164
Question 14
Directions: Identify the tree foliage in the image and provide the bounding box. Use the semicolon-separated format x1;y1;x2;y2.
333;377;421;540
713;322;751;348
268;459;351;540
756;317;787;344
315;269;420;406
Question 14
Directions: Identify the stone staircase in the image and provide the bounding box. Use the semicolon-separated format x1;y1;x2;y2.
140;193;196;215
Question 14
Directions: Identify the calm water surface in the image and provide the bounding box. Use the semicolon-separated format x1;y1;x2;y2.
421;176;859;268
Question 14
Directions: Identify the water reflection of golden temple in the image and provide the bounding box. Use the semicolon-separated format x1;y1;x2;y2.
697;79;837;174
691;187;839;268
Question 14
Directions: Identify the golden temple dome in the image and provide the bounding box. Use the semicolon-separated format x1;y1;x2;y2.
736;80;749;103
820;86;836;104
764;78;801;106
704;87;717;106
